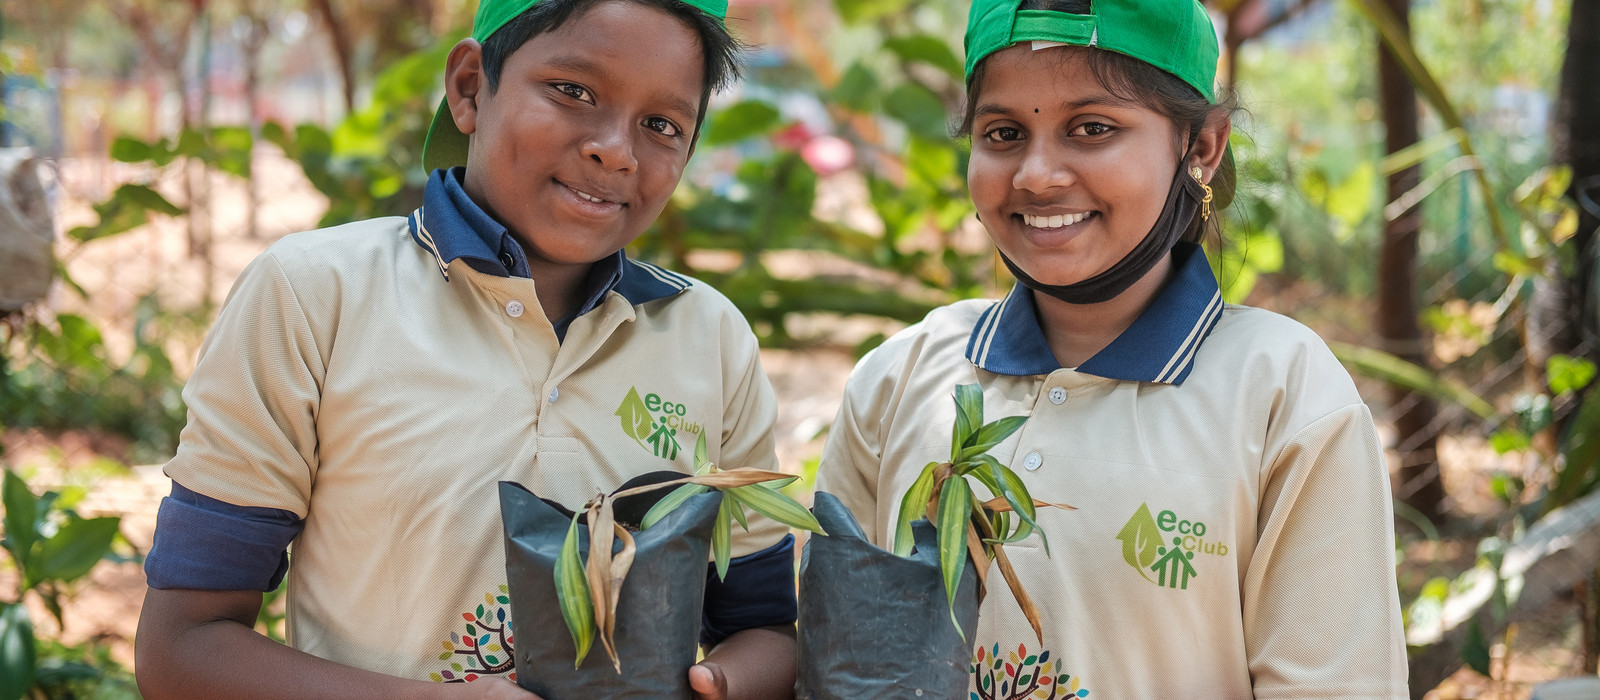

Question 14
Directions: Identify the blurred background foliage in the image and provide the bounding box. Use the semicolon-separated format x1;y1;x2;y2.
1;0;1598;697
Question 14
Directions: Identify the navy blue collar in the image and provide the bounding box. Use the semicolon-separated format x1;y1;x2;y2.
408;168;688;314
965;242;1225;384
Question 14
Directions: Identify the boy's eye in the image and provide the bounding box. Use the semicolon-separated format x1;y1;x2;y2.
983;126;1023;143
554;83;592;103
1070;122;1114;137
644;116;681;137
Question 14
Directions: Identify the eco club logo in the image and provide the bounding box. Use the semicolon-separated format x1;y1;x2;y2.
1114;503;1228;590
614;387;704;461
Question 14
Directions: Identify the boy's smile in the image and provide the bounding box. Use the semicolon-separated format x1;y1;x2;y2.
446;1;704;288
968;45;1184;288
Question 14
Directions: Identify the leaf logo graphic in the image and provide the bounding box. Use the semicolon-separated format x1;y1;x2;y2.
614;387;654;447
1114;503;1162;583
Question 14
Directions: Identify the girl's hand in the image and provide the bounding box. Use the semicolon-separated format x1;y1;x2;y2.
457;677;543;700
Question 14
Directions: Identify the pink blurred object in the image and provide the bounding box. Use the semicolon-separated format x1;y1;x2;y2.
801;135;855;175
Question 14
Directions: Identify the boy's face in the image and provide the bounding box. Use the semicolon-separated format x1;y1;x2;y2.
448;1;705;271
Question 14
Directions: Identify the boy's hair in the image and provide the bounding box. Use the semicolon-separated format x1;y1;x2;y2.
481;0;744;140
957;0;1240;244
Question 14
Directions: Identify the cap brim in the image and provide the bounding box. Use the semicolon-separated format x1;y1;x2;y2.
422;97;469;174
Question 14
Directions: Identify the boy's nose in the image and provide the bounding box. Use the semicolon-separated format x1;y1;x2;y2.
582;120;639;173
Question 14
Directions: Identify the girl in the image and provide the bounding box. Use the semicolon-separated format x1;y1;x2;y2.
815;1;1409;698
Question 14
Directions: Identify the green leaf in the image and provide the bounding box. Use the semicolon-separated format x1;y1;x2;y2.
1328;342;1497;420
703;101;782;147
884;83;950;142
694;431;711;472
0;602;35;700
832;62;880;113
1547;355;1597;396
725;483;825;535
67;184;186;243
614;387;654;445
553;514;594;668
936;476;973;636
1114;503;1162;583
712;495;735;581
32;516;120;585
109;136;153;164
960;415;1028;458
983;458;1046;554
884;35;963;78
640;483;709;530
2;471;38;571
951;384;983;461
893;462;941;557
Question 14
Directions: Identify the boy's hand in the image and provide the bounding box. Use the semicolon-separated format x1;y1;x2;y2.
688;662;728;700
459;677;542;700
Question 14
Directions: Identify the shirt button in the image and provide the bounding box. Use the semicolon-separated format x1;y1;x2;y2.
548;387;560;403
499;251;516;269
1022;452;1043;471
1047;386;1067;405
505;300;524;318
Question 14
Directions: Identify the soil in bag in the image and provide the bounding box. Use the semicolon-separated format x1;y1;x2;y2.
499;474;722;700
796;490;981;700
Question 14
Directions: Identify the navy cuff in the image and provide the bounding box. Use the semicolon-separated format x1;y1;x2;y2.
144;482;303;591
701;534;797;647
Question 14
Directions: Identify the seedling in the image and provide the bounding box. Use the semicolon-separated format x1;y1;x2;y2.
893;384;1072;641
552;432;825;671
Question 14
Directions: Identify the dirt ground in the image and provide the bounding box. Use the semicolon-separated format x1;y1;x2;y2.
6;152;1595;697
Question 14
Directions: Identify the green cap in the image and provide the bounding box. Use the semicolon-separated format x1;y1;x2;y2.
422;0;729;173
963;0;1220;103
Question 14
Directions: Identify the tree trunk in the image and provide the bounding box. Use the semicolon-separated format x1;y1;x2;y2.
311;0;356;116
1376;0;1446;521
1554;0;1600;356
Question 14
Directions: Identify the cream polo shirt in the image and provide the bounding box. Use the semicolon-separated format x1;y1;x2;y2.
163;213;787;682
817;244;1408;700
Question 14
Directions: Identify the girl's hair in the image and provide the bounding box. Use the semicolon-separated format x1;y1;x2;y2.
480;0;744;139
957;0;1240;243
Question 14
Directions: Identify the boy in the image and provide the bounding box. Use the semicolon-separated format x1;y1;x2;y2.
134;2;798;698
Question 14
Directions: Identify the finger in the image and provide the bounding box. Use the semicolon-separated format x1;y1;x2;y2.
688;661;727;700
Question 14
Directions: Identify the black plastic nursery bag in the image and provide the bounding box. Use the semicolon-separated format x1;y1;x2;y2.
796;491;981;700
498;479;722;700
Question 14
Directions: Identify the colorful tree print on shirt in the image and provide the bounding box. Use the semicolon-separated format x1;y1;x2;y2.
429;586;517;684
970;642;1089;700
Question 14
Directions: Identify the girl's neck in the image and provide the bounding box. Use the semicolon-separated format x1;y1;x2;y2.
1032;255;1175;368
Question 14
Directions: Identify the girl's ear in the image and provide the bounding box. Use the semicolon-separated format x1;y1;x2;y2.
444;39;486;136
1189;112;1232;183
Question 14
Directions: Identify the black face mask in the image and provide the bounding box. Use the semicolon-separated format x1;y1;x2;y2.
999;161;1207;305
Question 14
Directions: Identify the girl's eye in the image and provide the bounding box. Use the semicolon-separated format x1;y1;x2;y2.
644;117;681;137
983;126;1023;143
554;83;592;103
1071;122;1114;137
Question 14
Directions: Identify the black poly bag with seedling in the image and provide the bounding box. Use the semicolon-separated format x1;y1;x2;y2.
795;490;981;700
499;474;721;700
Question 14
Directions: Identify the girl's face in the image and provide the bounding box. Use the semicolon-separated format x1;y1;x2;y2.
968;45;1184;287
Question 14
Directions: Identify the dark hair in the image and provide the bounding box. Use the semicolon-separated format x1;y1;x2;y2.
480;0;744;140
958;0;1240;243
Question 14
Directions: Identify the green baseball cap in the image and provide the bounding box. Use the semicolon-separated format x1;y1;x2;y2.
422;0;729;173
963;0;1220;103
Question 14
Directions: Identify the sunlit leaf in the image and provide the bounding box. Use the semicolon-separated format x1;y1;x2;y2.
893;461;941;557
32;516;120;585
712;496;735;581
937;476;973;636
553;514;594;668
725;482;825;535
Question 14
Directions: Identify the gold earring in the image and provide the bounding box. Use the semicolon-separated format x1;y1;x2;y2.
1191;166;1214;222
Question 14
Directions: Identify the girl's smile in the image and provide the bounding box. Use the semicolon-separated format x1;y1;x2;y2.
968;45;1184;288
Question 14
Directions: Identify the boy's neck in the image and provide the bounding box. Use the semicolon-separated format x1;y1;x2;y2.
1031;256;1174;369
525;256;595;324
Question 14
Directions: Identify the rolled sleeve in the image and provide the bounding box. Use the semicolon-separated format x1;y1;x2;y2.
144;482;303;591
